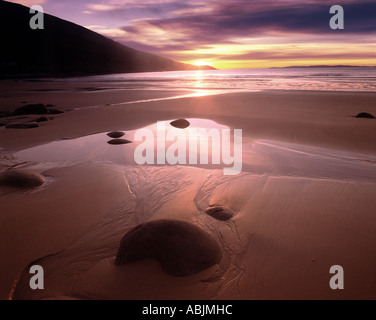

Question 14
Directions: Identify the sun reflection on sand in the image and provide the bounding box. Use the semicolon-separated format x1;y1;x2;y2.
194;70;204;88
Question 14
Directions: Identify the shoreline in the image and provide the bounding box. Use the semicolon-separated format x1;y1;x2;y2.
1;88;375;153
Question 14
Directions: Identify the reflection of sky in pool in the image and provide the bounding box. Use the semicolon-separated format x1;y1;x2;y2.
15;119;233;169
15;118;376;182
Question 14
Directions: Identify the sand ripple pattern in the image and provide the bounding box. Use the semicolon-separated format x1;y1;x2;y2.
12;166;247;299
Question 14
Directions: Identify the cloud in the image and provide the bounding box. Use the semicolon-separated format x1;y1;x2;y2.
6;0;48;6
85;24;126;37
15;0;372;67
86;0;201;19
80;0;367;67
119;0;376;49
87;4;117;11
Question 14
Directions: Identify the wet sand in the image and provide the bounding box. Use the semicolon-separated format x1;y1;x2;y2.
0;82;375;300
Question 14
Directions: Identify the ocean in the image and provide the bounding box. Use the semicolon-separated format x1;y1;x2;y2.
52;66;376;93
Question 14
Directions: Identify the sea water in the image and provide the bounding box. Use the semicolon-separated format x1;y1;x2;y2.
44;66;376;92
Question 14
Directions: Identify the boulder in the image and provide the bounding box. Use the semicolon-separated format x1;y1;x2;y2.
355;112;375;119
170;119;190;129
0;112;11;118
107;138;132;145
205;206;235;221
48;108;64;114
0;169;45;188
107;131;125;138
35;116;50;122
12;103;48;116
5;123;40;129
114;219;222;276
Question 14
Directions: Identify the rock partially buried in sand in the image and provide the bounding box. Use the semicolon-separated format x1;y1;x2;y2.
12;103;48;116
170;119;190;129
0;169;45;188
35;116;50;122
48;108;64;114
107;131;125;138
0;112;11;118
114;219;222;276
355;112;375;119
205;206;235;221
5;123;40;129
107;138;132;145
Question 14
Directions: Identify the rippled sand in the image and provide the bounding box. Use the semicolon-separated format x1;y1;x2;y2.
1;87;375;299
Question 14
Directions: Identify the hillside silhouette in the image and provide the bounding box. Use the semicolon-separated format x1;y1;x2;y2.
0;1;213;77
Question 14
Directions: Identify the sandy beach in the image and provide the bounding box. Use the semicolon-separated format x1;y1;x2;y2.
0;81;375;300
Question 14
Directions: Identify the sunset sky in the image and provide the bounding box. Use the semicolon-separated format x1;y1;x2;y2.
7;0;376;69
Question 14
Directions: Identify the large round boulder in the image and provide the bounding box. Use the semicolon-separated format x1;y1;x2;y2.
0;169;45;188
114;219;222;276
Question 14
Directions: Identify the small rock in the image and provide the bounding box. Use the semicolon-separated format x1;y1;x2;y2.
170;119;190;129
0;169;45;188
114;219;222;277
107;131;125;138
48;108;64;114
0;112;12;118
205;206;235;221
35;116;50;122
107;138;132;145
0;122;6;127
12;103;48;116
6;123;40;129
355;112;375;119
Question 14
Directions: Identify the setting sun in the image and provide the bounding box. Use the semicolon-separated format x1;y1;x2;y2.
192;61;212;67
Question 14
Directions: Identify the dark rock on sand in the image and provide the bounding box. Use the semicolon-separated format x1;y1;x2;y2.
0;169;45;188
114;219;222;277
205;206;235;221
36;116;50;122
6;123;40;129
107;131;125;138
0;112;11;118
107;138;132;145
12;103;48;116
355;112;375;119
0;122;6;127
170;119;190;129
48;108;64;114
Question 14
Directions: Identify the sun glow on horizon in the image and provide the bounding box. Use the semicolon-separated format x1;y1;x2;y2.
192;60;212;67
183;41;376;69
